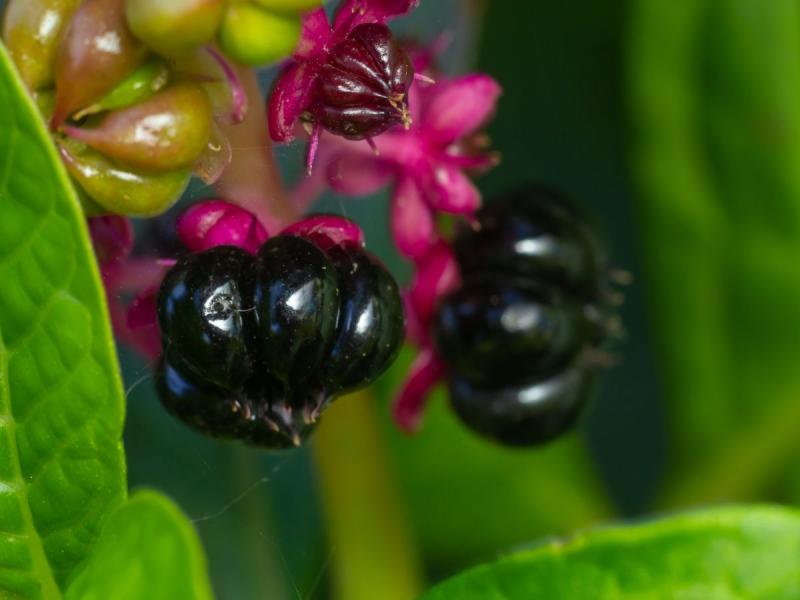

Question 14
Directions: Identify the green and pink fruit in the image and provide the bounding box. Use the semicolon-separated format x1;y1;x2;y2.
2;0;81;91
74;56;171;119
218;3;301;66
59;138;190;217
52;0;147;129
124;0;225;56
64;82;213;171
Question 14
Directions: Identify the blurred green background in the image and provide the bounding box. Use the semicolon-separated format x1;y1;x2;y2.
116;0;800;598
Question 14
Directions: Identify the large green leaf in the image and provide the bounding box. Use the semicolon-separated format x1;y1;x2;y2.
629;0;800;504
421;505;800;599
65;491;213;600
0;43;126;596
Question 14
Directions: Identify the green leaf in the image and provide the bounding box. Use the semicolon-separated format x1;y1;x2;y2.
375;349;611;567
421;505;800;599
0;43;126;596
65;491;213;600
629;0;800;503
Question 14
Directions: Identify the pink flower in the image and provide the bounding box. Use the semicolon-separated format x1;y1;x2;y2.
89;215;165;360
291;71;501;433
268;0;419;145
323;73;501;261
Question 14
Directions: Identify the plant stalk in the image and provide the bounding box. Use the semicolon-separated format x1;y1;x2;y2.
214;67;424;600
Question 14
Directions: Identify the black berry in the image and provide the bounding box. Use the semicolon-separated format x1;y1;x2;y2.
156;227;405;449
448;367;595;447
434;186;619;447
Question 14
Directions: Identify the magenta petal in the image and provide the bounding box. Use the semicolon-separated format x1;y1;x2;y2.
295;8;333;60
426;165;482;214
409;241;460;327
393;347;445;434
178;200;268;253
327;151;393;196
127;284;159;330
88;216;134;265
423;74;501;145
334;0;420;31
268;61;319;143
282;215;365;251
391;177;435;260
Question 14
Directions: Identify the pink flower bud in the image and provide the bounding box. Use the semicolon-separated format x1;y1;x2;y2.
281;215;365;251
177;200;269;253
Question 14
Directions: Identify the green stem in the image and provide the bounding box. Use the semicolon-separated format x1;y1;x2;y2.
312;392;424;600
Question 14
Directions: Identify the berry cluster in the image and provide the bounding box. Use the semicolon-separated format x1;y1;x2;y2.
3;0;323;217
433;187;619;446
156;218;404;448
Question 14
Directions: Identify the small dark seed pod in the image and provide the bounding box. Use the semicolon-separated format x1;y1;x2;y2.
315;23;413;140
448;367;595;447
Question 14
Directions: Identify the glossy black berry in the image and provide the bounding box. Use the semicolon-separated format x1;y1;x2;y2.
434;186;619;447
322;246;405;393
315;23;413;140
453;186;606;300
156;227;405;449
434;277;592;387
448;368;595;447
158;246;256;390
252;236;339;389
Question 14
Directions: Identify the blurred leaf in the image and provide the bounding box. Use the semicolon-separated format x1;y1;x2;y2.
421;505;800;599
375;349;610;569
0;43;126;596
65;491;213;600
629;0;800;503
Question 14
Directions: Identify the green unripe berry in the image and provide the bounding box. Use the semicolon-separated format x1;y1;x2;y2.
59;138;190;217
252;0;323;13
125;0;226;56
218;3;301;66
65;83;213;171
2;0;82;91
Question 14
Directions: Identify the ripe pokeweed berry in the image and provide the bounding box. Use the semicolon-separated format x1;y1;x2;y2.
313;23;413;140
157;245;256;390
448;367;595;447
156;219;405;449
433;186;620;447
434;277;593;388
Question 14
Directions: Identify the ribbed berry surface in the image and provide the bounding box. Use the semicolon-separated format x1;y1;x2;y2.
314;23;413;140
157;232;404;448
434;186;616;446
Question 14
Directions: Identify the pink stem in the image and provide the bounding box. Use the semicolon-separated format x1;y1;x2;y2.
214;67;297;234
